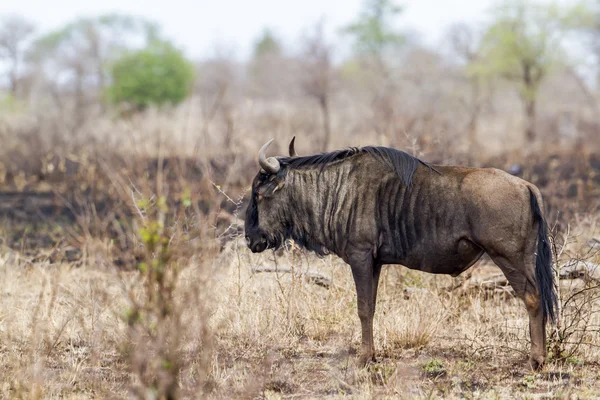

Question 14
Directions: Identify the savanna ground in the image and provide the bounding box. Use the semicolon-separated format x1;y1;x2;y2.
0;102;599;399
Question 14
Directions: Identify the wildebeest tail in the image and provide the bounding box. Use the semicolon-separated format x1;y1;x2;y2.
529;187;557;323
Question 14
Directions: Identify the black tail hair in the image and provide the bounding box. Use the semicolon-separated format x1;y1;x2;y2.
529;187;557;323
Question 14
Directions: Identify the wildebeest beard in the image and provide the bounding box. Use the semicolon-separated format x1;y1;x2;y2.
246;170;330;256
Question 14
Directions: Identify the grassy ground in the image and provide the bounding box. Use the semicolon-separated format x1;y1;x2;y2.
1;227;599;399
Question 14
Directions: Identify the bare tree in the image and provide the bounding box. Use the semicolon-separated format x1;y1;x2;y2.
0;15;35;97
248;29;296;99
300;21;335;151
342;0;407;145
196;49;239;151
478;0;593;142
448;23;487;149
342;0;405;76
30;15;157;108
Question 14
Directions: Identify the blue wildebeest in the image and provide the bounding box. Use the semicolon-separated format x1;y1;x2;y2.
245;138;556;369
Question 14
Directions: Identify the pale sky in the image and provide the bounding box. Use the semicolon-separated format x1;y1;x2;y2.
1;0;493;60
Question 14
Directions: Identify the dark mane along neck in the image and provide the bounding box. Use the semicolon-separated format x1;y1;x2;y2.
279;146;434;186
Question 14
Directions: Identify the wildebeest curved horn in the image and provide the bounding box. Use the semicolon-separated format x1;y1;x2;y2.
258;139;280;174
288;136;298;157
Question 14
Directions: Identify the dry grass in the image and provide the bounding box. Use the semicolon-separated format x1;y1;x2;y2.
0;250;215;398
3;229;599;399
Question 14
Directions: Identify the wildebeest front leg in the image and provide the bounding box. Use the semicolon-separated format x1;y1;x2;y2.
349;258;378;366
372;263;382;318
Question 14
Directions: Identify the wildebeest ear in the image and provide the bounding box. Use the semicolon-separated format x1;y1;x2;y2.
258;179;286;198
272;181;285;194
289;136;298;157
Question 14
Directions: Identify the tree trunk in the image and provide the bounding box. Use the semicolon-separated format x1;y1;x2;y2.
9;56;18;98
223;106;235;149
521;62;538;143
319;96;331;152
73;65;86;133
524;96;536;142
467;80;480;151
9;69;18;98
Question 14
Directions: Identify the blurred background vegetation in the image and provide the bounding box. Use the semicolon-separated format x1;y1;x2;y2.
0;0;598;146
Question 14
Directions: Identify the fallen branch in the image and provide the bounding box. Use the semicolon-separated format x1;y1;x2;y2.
250;267;332;289
477;274;510;290
559;261;600;282
454;261;600;294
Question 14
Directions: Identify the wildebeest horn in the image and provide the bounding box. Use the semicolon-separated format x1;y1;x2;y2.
289;136;298;157
258;139;280;174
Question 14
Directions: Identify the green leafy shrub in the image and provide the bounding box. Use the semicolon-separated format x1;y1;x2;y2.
423;359;446;378
108;41;194;110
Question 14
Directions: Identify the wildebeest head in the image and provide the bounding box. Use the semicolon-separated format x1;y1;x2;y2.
245;138;297;253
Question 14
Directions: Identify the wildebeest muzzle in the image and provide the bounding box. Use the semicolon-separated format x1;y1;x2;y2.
246;232;268;253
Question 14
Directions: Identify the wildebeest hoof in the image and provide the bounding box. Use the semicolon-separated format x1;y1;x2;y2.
529;355;545;371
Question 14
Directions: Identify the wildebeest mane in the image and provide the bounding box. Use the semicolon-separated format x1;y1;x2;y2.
280;146;436;186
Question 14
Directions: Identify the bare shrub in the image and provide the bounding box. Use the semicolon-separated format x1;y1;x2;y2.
549;221;600;363
379;290;449;351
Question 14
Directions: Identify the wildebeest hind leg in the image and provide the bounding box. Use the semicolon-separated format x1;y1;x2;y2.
489;254;546;370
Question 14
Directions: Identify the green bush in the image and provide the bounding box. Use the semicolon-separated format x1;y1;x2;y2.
108;41;194;110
